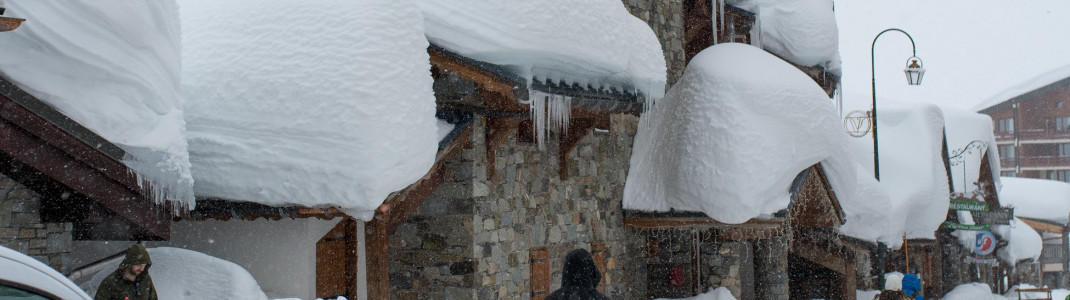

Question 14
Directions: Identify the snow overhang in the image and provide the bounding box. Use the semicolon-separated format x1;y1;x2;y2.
0;78;170;240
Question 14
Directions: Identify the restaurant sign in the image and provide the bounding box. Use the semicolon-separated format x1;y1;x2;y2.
942;221;989;231
971;207;1014;225
949;199;989;212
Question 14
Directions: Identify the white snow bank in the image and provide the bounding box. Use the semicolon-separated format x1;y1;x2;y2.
1005;284;1067;300
0;1;194;208
655;287;738;300
83;247;269;300
884;272;904;291
857;290;881;300
728;0;841;71
944;283;1009;300
415;0;666;99
942;107;1000;196
993;218;1043;265
838;166;909;248
999;177;1070;225
180;0;439;219
624;43;856;224
846;100;950;239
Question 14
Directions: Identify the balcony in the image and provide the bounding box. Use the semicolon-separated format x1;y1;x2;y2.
1000;128;1070;142
1016;156;1070;169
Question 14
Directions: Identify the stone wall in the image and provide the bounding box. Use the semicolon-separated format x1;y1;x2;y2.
0;174;74;273
621;0;686;86
390;114;646;299
639;228;753;299
754;236;790;300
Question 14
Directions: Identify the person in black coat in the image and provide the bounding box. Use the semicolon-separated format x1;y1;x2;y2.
545;248;609;300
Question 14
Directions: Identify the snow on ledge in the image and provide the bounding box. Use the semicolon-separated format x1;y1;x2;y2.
623;43;855;224
729;0;841;71
415;0;667;101
0;1;194;209
180;0;439;219
999;177;1070;225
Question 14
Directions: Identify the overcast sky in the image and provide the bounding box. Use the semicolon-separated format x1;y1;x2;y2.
835;0;1070;111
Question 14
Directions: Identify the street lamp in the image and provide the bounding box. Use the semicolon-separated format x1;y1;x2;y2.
871;28;925;180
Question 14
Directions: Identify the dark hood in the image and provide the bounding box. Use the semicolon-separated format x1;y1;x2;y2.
120;244;152;269
561;249;601;289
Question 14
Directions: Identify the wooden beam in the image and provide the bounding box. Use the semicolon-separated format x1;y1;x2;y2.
1020;217;1065;234
485;118;519;180
717;226;783;242
558;118;595;180
429;47;519;103
791;240;851;275
0;98;169;240
623;215;782;229
382;128;471;233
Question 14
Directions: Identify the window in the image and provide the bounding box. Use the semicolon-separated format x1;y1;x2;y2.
1001;171;1016;177
997;118;1014;133
998;145;1015;158
1060;144;1070;157
1046;170;1070;182
0;284;51;300
1057;117;1070;131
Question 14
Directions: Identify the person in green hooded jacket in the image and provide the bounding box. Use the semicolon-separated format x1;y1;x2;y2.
95;243;158;300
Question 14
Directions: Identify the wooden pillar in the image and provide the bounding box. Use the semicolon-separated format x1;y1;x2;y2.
365;218;390;299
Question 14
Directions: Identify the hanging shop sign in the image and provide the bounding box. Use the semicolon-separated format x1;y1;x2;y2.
949;199;989;212
971;207;1014;225
964;255;999;266
973;231;997;256
942;221;989;231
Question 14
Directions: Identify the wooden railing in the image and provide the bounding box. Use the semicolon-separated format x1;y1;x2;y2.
1016;288;1052;300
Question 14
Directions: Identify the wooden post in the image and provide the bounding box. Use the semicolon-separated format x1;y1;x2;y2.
365;217;390;299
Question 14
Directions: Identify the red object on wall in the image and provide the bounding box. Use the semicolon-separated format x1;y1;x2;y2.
669;266;685;287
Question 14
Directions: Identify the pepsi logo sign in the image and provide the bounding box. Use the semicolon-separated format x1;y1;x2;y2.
974;231;996;256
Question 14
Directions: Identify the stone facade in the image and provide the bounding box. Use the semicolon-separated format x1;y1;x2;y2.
621;0;686;87
389;114;646;299
0;174;74;273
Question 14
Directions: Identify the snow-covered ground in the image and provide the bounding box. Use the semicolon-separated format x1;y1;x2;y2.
655;287;738;300
624;43;856;224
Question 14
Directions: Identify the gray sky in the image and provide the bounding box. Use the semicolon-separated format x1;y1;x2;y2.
836;0;1070;111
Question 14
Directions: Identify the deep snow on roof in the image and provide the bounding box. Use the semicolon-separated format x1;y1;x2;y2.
180;0;439;219
999;177;1070;225
974;64;1070;112
942;107;1000;196
623;43;856;224
845;100;950;240
414;0;667;100
728;0;841;72
0;1;194;208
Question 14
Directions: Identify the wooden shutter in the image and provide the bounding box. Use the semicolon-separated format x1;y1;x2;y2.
531;247;550;300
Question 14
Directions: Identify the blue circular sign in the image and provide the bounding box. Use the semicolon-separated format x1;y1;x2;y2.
974;231;996;256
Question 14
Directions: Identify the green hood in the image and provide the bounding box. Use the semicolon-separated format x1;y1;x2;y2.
120;244;152;268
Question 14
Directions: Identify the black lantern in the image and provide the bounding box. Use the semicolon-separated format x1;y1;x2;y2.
904;57;925;86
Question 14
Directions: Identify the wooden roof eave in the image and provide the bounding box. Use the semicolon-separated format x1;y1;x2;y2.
1019;217;1065;234
0;78;170;240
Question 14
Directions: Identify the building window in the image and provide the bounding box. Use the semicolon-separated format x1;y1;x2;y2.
998;145;1015;158
1060;144;1070;157
1001;171;1016;177
1046;170;1070;182
1057;117;1070;131
998;118;1014;133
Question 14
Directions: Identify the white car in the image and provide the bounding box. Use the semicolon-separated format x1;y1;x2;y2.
0;245;92;300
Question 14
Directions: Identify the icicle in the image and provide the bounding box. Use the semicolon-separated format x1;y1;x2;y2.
718;0;725;42
530;92;548;150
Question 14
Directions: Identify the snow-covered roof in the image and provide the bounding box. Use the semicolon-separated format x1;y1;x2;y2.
942;107;1001;196
845;100;950;240
0;1;194;208
623;43;856;224
999;177;1070;225
180;0;439;219
974;63;1070;112
728;0;841;72
837;166;909;248
414;0;667;100
993;218;1042;265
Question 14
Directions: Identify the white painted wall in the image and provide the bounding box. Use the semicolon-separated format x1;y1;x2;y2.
73;218;340;300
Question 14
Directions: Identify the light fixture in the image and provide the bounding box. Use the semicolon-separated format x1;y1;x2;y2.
904;57;925;86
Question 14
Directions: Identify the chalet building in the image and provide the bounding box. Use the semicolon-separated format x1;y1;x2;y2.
979;76;1070;180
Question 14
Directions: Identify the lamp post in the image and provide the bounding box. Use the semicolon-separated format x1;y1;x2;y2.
871;28;926;180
